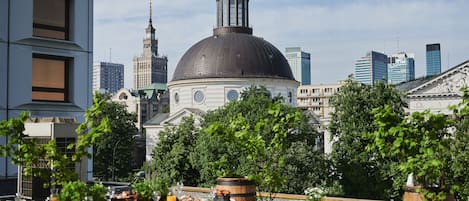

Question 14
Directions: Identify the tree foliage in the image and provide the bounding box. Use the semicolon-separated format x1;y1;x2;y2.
451;89;469;199
146;116;199;186
0;93;111;200
368;106;454;201
90;93;138;181
146;86;327;195
190;86;326;195
328;78;406;200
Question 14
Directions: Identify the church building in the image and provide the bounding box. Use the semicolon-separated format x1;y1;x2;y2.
145;0;299;161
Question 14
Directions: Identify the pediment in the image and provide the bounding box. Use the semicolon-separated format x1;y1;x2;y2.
161;108;205;125
408;61;469;97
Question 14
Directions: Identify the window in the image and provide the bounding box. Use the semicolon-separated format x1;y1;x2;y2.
33;0;69;40
229;0;236;26
227;89;239;101
32;54;70;102
194;90;205;104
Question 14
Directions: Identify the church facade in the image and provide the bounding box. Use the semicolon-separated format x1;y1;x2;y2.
144;0;299;161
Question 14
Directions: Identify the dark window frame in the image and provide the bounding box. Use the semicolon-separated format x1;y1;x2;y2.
32;53;71;103
32;0;70;40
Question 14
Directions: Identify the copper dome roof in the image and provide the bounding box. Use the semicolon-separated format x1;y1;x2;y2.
171;32;295;81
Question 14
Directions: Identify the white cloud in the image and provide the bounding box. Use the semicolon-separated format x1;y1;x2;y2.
94;0;469;88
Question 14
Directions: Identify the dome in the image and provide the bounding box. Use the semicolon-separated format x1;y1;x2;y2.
172;32;295;81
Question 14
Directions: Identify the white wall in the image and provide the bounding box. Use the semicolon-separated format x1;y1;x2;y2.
409;97;461;115
169;78;299;115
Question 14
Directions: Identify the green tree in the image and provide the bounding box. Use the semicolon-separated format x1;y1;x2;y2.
0;93;111;198
91;93;137;181
328;78;406;200
147;116;199;186
368;106;454;201
190;86;325;195
451;89;469;199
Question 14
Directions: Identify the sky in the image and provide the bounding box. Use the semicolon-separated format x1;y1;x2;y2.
94;0;469;89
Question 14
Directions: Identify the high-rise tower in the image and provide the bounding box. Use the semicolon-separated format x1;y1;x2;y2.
285;47;311;85
355;51;388;85
426;43;441;76
388;52;415;84
133;0;168;90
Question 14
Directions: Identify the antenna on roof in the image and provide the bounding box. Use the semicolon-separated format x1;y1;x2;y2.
109;48;112;62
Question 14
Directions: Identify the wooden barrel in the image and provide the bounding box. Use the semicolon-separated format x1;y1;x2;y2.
216;177;256;201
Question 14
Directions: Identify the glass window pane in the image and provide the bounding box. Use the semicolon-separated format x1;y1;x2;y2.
223;0;229;26
32;58;65;89
230;0;236;26
33;0;68;40
32;91;65;102
238;0;243;26
33;0;66;27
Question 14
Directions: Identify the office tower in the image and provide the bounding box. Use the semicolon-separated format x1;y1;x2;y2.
355;51;388;85
286;47;311;85
93;62;125;94
0;0;93;198
388;52;415;84
426;43;441;76
133;0;168;90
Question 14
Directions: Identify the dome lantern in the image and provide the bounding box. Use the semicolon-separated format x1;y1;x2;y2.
214;0;252;35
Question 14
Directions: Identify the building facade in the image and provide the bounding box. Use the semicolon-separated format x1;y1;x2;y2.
398;60;469;115
426;43;442;76
297;82;344;153
0;0;93;196
355;51;388;85
111;84;168;132
93;62;124;94
286;47;311;85
388;52;415;85
145;0;299;161
133;2;168;90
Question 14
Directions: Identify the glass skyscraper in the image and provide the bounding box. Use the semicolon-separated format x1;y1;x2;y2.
355;51;388;85
388;52;415;85
426;43;441;76
286;47;311;85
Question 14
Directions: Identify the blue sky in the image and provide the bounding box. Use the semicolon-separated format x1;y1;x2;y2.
94;0;469;89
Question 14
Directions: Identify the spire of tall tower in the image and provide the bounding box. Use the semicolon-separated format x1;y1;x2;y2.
149;0;153;24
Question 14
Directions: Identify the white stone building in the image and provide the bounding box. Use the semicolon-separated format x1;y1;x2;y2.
112;83;168;132
144;0;299;161
397;60;469;115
